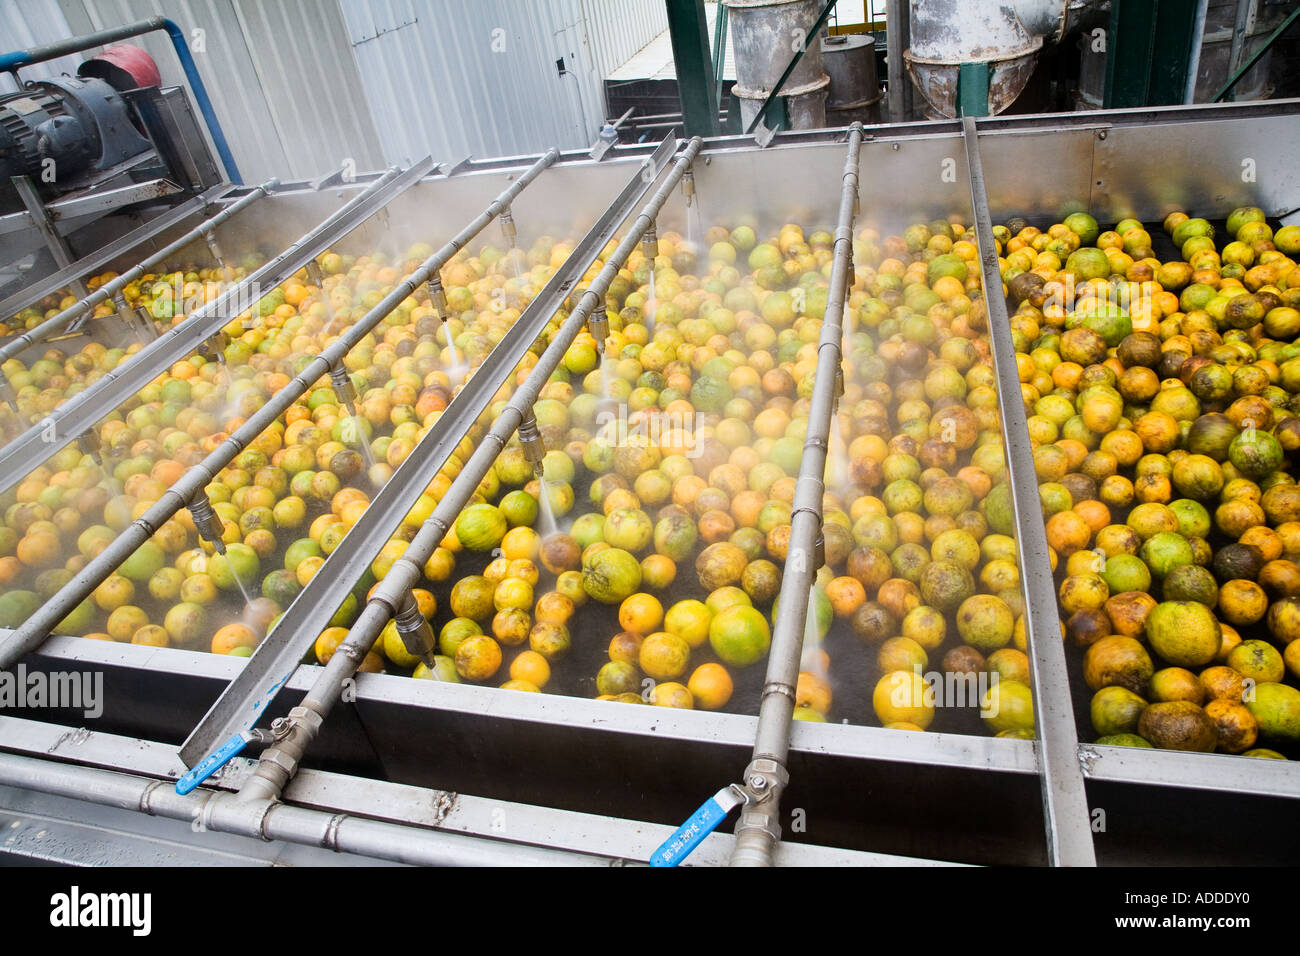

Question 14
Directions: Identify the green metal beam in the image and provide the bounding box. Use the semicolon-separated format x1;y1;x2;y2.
1148;0;1199;105
1214;2;1300;102
1105;0;1203;108
956;61;990;117
1104;0;1157;108
666;0;720;137
711;0;729;112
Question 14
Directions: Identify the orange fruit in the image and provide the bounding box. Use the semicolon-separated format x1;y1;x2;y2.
510;650;551;688
639;631;691;681
825;576;866;617
131;625;170;647
796;671;833;715
618;592;664;635
212;623;258;655
651;681;694;708
455;635;503;680
687;663;733;710
664;598;714;649
1045;510;1092;556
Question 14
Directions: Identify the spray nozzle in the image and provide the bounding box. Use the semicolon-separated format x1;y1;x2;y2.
588;305;610;355
519;408;546;478
394;590;437;666
426;277;448;316
305;259;325;288
76;428;102;459
500;208;517;246
197;330;231;362
682;168;696;208
205;230;227;272
641;223;659;264
190;493;228;555
329;363;358;413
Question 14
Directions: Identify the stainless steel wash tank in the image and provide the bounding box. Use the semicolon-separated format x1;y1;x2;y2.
2;100;1300;867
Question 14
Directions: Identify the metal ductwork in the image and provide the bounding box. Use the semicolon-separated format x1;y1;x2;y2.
904;0;1107;117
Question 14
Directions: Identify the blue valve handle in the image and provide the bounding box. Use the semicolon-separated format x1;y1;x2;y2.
176;732;249;795
650;787;744;867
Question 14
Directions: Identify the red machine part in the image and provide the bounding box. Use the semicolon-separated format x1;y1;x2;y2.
76;44;162;91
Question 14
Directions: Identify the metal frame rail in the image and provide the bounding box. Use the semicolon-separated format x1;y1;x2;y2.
0;184;230;322
961;115;1096;865
0;161;431;495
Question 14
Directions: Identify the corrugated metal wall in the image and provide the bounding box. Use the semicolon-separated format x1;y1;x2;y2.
54;0;384;181
5;0;667;178
0;0;86;94
338;0;667;163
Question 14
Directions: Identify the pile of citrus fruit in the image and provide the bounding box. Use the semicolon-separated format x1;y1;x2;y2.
0;234;571;664
1004;207;1300;757
0;258;263;441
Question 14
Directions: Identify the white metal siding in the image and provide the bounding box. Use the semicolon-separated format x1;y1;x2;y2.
0;0;86;93
8;0;668;178
53;0;384;181
338;0;665;162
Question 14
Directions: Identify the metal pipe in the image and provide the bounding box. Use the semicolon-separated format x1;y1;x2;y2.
729;124;861;867
0;16;242;182
0;165;413;492
238;138;704;803
1226;0;1253;100
0;752;615;866
1212;2;1300;102
1183;0;1211;103
0;150;559;670
0;179;275;376
886;0;906;121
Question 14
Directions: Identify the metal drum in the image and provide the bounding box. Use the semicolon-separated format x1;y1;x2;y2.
823;34;882;125
733;74;830;130
725;0;827;94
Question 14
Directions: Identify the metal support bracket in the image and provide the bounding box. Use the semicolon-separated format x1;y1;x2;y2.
960;115;1096;867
